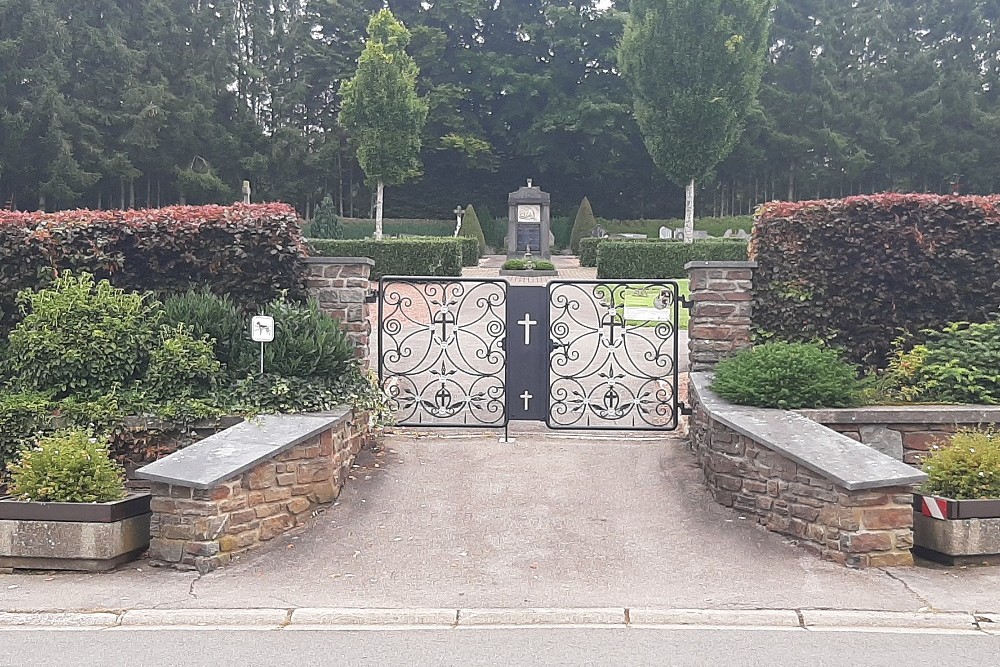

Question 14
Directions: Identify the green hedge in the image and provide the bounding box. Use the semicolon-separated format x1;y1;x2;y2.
596;240;748;279
307;238;464;281
458;236;480;266
603;216;754;238
0;204;307;331
579;237;676;267
754;194;1000;367
338;217;455;239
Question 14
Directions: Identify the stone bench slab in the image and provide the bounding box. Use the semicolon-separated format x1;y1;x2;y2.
689;373;927;491
135;410;349;490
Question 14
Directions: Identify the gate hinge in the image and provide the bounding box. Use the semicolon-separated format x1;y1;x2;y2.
678;402;693;416
679;295;694;310
365;289;379;304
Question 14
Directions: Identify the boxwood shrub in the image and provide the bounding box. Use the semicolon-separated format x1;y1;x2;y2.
711;342;866;409
922;430;1000;500
753;194;1000;367
308;238;464;280
596;239;748;279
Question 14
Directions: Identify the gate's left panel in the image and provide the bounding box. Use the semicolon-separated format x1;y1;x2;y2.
379;277;508;427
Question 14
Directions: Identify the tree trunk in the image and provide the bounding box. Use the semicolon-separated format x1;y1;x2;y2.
129;178;135;209
38;193;46;212
375;180;384;240
146;177;151;208
684;179;695;245
119;179;125;209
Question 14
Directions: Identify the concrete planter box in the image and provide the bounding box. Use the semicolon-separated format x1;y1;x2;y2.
0;493;151;571
499;269;558;277
912;493;1000;565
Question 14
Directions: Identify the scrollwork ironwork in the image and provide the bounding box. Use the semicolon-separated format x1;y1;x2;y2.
548;280;680;430
379;278;507;426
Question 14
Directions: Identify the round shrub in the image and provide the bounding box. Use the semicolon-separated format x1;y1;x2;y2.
711;342;865;409
7;430;126;503
922;430;1000;500
5;272;161;397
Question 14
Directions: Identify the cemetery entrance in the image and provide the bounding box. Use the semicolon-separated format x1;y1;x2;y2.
378;277;686;432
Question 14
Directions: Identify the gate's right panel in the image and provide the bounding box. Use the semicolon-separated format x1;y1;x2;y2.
547;280;681;431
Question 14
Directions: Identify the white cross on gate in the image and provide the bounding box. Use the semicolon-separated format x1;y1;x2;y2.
520;390;533;411
517;313;537;345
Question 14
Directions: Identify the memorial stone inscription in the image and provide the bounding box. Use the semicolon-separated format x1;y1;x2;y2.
507;181;551;259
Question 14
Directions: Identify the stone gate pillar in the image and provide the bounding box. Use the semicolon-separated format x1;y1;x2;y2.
685;261;756;371
305;257;374;367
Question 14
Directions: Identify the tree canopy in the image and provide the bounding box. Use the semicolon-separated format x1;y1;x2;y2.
0;1;998;220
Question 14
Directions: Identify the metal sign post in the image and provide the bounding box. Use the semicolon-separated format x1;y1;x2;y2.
251;315;275;374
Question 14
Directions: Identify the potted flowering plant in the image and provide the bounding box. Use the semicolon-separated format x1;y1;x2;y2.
0;429;151;571
913;429;1000;564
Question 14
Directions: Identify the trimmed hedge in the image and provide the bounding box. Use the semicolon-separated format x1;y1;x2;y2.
596;239;748;279
579;237;675;267
307;238;464;280
0;204;307;329
339;217;455;238
458;236;480;266
753;194;1000;367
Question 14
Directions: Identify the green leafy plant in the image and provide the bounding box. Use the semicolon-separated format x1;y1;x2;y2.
162;289;256;376
502;259;555;271
922;430;1000;500
711;341;866;409
880;321;1000;404
142;324;221;401
0;392;52;477
6;273;161;397
263;297;356;379
7;429;126;503
457;236;480;267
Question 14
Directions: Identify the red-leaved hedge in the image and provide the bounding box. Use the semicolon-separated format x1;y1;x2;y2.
751;193;1000;367
0;203;308;328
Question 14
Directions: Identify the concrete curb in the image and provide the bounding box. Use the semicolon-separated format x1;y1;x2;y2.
1;608;997;632
800;609;979;632
629;608;800;628
291;608;458;627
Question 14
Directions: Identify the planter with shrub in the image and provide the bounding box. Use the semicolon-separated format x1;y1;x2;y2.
0;430;151;571
912;430;1000;565
500;258;558;277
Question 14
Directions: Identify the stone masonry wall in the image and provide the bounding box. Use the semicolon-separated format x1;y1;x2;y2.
825;423;967;468
686;261;755;371
306;257;373;367
147;411;369;572
690;392;915;568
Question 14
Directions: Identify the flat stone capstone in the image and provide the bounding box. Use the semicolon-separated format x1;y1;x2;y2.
134;410;350;490
689;373;927;490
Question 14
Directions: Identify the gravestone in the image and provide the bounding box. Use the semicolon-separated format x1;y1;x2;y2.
508;180;551;259
693;230;710;240
592;224;607;238
659;226;671;239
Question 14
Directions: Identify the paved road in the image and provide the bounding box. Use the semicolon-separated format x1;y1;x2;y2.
5;627;999;667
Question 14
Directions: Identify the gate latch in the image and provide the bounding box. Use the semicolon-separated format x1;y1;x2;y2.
678;402;693;416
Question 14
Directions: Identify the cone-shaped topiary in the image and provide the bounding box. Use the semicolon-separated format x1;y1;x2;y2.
309;195;342;239
570;197;597;254
460;204;487;254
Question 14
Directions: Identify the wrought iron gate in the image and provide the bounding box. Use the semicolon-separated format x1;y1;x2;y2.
378;276;684;431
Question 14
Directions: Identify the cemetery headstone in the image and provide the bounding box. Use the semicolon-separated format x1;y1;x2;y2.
507;180;552;259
